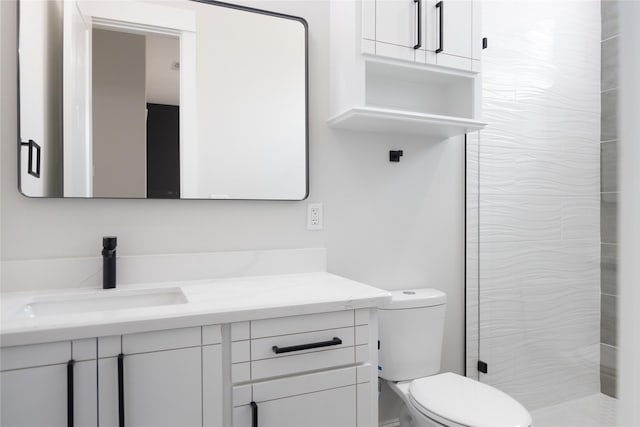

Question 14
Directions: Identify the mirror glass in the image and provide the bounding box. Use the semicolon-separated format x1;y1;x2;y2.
18;0;308;200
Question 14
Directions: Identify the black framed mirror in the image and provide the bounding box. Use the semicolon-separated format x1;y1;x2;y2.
18;0;308;200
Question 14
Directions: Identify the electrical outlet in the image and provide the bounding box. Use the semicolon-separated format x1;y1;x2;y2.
307;203;323;230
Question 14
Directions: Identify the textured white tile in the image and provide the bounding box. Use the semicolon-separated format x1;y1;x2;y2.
561;196;601;240
480;281;600;342
479;149;599;196
479;240;600;291
480;334;600;410
479;195;563;242
466;1;600;411
466;282;479;379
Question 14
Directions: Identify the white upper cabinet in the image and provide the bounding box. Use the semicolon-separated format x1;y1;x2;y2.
329;0;485;137
363;0;478;71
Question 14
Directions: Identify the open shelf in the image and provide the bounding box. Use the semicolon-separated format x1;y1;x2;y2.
327;106;487;138
328;56;485;137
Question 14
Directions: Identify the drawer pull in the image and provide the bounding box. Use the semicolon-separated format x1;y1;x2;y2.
272;337;342;354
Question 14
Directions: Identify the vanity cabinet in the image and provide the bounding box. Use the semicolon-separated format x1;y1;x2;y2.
0;327;223;427
364;0;479;71
231;310;377;427
0;310;378;427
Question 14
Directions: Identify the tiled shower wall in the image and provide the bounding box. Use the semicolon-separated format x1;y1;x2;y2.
600;0;618;398
466;0;601;411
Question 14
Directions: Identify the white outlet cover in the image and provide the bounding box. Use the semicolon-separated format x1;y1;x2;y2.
307;203;323;230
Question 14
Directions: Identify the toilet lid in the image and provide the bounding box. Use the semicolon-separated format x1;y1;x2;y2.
409;373;532;427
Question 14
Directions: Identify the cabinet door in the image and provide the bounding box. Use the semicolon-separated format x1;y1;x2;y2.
75;360;98;426
234;386;357;427
0;364;68;427
429;0;473;69
203;345;224;427
375;0;420;61
0;341;91;427
99;347;202;427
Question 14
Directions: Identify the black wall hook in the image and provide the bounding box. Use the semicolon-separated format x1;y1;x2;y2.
389;150;403;162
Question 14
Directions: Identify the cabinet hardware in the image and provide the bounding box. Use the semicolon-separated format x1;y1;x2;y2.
435;1;444;53
67;360;75;427
478;360;488;373
272;337;343;354
20;139;41;178
414;0;422;49
250;401;258;427
118;353;125;427
389;150;403;162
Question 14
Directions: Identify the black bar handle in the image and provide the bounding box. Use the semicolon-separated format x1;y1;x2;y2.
272;337;342;354
414;0;422;49
67;360;75;427
250;401;258;427
436;1;444;53
20;139;41;178
118;354;125;427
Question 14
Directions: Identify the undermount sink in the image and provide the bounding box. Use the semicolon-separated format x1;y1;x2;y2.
21;288;188;318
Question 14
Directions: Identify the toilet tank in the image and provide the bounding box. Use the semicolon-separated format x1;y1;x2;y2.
378;288;447;382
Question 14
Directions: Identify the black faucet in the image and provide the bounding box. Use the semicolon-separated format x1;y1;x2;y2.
102;236;117;289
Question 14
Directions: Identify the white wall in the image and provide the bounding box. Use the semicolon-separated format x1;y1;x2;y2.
1;1;464;423
18;0;63;197
92;29;147;198
618;1;640;424
146;34;180;106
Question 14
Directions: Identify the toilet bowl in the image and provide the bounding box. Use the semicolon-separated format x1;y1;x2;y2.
386;373;532;427
378;289;532;427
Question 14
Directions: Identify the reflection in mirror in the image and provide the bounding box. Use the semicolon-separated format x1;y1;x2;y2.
18;0;308;200
91;30;180;198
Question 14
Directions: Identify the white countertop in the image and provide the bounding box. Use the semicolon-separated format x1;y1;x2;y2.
0;272;391;347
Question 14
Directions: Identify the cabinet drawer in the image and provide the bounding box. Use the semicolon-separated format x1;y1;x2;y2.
251;310;354;338
248;311;364;380
252;346;355;381
251;327;355;361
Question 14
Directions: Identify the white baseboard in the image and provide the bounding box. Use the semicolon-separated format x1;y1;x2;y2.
379;419;400;427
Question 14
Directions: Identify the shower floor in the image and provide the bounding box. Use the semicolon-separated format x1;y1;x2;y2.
531;393;618;427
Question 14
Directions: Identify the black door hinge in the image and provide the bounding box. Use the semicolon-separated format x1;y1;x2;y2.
482;37;488;49
478;360;488;373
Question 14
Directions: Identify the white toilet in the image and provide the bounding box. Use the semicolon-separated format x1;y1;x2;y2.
378;288;532;427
